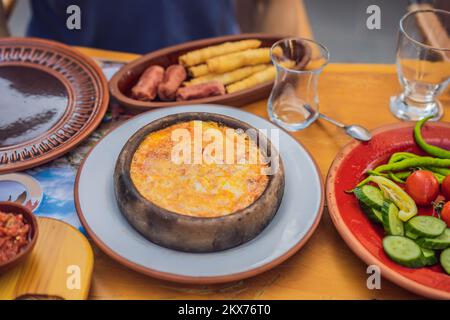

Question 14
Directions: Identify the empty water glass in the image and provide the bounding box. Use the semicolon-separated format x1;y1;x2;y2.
267;38;329;131
390;9;450;121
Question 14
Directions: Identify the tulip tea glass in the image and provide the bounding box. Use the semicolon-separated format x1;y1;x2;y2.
268;38;329;131
390;9;450;121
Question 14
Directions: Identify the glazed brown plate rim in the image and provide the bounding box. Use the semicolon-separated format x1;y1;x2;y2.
0;37;109;173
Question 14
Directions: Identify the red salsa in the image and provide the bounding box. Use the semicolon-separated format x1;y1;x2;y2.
0;211;30;263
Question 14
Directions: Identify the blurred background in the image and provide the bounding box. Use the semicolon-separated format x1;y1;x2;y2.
1;0;448;63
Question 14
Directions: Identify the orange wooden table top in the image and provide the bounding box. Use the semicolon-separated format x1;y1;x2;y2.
77;47;449;300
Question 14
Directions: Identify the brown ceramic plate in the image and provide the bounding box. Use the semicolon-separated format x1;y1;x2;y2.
109;33;310;112
0;201;38;273
0;38;109;173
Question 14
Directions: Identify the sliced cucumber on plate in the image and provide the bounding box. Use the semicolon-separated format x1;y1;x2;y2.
405;216;447;238
416;229;450;250
420;247;437;266
354;185;384;210
381;202;404;236
383;235;424;268
359;202;383;224
352;176;450;274
405;230;419;240
441;248;450;275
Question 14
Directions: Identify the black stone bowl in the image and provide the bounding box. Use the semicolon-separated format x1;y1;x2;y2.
114;112;284;252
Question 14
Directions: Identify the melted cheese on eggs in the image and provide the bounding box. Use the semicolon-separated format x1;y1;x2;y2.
130;121;269;217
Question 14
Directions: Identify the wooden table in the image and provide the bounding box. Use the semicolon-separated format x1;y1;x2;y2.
77;48;450;300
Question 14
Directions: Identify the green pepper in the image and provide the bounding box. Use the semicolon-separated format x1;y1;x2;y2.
433;172;445;184
374;157;450;173
425;166;450;176
366;170;387;177
357;170;411;188
414;116;450;159
388;172;406;183
388;152;418;164
395;171;412;179
386;152;450;176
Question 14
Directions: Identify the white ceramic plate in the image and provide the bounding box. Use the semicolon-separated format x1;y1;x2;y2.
75;105;324;284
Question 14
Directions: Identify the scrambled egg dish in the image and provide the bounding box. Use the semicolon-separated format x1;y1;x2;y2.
130;120;269;217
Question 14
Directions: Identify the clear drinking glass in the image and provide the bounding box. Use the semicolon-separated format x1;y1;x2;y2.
267;38;329;131
390;9;450;121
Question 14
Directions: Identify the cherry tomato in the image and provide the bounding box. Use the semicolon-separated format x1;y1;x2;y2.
441;202;450;227
442;176;450;200
405;170;440;206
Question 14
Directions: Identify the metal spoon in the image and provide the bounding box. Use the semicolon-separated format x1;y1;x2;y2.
318;113;372;142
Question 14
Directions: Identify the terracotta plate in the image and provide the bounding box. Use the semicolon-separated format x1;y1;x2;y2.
0;38;109;173
326;121;450;299
75;105;324;284
109;33;310;112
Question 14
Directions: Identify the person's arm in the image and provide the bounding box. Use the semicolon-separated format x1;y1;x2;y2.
235;0;313;38
0;1;10;37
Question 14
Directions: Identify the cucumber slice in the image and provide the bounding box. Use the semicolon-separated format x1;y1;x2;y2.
354;185;384;210
360;202;383;224
416;229;450;250
370;208;384;225
383;236;424;268
420;248;437;266
381;202;404;236
441;248;450;275
405;216;446;238
405;230;419;240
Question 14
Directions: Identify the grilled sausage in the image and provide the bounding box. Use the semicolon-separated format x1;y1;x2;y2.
158;65;187;101
176;81;225;101
131;65;164;101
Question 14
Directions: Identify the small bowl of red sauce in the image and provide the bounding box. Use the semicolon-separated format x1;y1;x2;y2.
0;201;38;273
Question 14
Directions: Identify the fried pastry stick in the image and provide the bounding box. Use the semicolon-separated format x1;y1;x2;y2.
207;47;282;74
184;64;269;86
226;60;295;93
179;39;261;67
188;64;210;78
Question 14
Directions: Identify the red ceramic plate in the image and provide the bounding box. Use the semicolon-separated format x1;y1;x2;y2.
327;121;450;299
